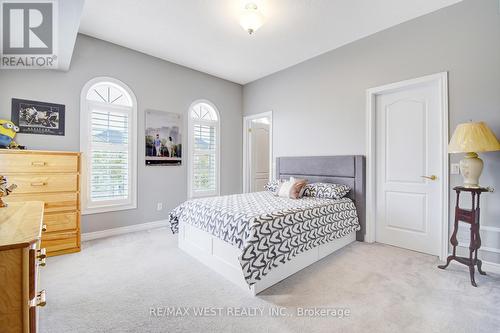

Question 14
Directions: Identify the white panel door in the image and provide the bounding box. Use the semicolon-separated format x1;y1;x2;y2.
250;122;270;192
375;80;443;256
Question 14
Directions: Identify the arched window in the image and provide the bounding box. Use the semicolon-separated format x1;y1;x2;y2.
80;77;137;214
188;101;220;198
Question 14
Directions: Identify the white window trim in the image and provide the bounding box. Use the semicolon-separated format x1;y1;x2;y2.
187;99;221;199
80;77;138;215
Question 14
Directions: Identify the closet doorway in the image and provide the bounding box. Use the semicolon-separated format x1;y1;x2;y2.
243;112;273;193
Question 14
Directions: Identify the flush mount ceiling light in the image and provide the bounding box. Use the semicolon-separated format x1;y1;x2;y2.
240;2;265;35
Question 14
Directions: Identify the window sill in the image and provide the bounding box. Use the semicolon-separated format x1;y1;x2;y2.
189;191;220;199
82;203;137;215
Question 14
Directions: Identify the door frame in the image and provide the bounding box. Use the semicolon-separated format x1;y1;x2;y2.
365;72;449;260
243;111;273;193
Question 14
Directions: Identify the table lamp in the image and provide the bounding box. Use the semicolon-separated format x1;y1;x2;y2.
448;121;500;188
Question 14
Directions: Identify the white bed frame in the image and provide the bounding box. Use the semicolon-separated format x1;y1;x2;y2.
179;155;365;295
179;223;356;295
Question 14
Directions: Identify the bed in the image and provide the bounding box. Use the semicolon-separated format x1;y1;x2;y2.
169;155;365;295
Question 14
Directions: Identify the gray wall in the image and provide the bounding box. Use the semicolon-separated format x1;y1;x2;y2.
0;34;243;233
243;0;500;263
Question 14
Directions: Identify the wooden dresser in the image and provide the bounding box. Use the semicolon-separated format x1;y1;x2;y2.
0;150;81;256
0;201;46;333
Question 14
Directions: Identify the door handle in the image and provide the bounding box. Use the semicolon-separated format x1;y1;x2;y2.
421;175;437;181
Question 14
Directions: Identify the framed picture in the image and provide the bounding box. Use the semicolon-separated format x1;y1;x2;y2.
145;110;182;166
11;98;65;136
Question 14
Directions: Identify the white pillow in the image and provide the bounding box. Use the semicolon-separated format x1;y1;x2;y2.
277;179;295;197
277;177;308;199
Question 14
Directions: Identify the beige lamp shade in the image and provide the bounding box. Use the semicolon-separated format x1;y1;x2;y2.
448;121;500;153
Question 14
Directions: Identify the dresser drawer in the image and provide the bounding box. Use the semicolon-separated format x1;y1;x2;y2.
0;153;78;173
5;192;78;213
41;231;79;254
7;174;77;194
44;212;78;232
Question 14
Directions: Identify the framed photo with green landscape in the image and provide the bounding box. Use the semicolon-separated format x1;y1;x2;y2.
145;110;182;166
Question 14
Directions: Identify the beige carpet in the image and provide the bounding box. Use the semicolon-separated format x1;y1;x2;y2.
40;227;500;333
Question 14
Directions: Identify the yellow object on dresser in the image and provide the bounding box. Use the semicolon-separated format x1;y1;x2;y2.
0;150;81;256
0;201;45;333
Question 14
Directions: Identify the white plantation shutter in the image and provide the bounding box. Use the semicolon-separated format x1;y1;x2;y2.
189;102;220;198
90;109;129;201
81;78;137;214
193;123;217;194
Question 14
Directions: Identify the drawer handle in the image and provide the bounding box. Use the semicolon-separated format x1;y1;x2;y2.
38;257;47;267
36;290;46;307
32;161;47;167
31;182;47;187
42;224;47;232
37;248;47;260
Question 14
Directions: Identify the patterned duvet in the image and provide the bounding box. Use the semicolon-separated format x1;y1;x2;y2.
169;191;360;286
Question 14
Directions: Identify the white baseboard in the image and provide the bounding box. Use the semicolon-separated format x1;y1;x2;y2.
481;261;500;275
82;220;168;241
458;242;500;254
449;258;500;275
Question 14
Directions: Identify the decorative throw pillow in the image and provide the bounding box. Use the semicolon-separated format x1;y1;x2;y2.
302;183;351;199
264;179;284;194
291;178;308;199
298;184;308;198
277;177;308;199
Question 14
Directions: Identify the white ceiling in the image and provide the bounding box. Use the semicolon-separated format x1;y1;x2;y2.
79;0;462;84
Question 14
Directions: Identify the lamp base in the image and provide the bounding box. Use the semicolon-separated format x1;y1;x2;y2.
459;152;484;188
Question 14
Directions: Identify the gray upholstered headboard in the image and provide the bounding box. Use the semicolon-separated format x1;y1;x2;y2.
276;155;366;241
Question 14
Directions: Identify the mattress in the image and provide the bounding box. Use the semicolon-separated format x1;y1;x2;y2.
169;191;360;285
